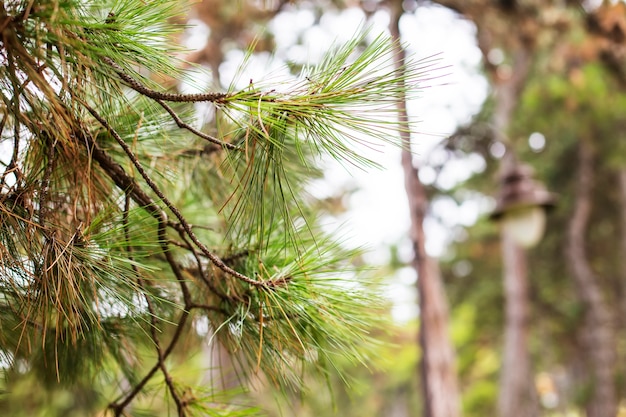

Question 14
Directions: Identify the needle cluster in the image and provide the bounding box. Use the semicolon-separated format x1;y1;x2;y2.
0;1;430;415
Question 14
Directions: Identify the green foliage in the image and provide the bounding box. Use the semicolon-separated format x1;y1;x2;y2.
255;321;422;417
0;0;425;415
218;32;432;247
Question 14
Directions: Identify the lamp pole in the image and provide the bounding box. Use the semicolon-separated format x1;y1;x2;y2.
490;155;555;417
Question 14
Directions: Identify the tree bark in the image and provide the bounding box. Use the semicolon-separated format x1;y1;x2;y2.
390;3;461;417
498;207;540;417
476;6;540;412
489;28;540;417
429;2;618;416
565;138;617;417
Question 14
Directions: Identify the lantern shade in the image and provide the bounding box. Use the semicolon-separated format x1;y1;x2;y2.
490;164;556;248
500;206;547;248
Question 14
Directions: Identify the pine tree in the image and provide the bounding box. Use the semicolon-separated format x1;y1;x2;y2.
0;1;428;415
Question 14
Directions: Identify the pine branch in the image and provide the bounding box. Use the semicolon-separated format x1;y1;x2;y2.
0;1;420;413
82;101;266;288
104;56;229;104
120;194;187;417
156;98;238;150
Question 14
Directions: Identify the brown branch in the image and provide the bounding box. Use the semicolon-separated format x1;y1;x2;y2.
189;303;229;315
72;111;199;416
103;57;229;103
79;128;164;217
82;102;265;288
156;99;238;150
38;134;57;226
104;56;238;150
111;195;193;417
178;233;234;302
120;194;187;417
143;241;235;302
565;138;617;417
110;305;191;416
389;2;461;417
618;169;626;333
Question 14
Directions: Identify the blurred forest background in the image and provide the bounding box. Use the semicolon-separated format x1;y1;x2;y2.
184;1;626;416
3;0;626;416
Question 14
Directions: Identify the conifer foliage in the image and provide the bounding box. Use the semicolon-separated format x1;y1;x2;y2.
0;1;425;415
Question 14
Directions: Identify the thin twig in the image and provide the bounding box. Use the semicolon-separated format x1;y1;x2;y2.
79;128;165;218
121;194;186;416
178;233;234;302
38;134;57;226
4;45;22;187
83;102;266;288
112;195;192;416
179;143;222;158
167;238;193;250
105;57;238;150
156;99;238;150
188;303;229;315
76;127;248;301
76;119;198;415
103;57;228;103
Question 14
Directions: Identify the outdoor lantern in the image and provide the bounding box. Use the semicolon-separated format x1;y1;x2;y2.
490;163;556;248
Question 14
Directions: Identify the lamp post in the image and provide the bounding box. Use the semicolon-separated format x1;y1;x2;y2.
490;160;555;417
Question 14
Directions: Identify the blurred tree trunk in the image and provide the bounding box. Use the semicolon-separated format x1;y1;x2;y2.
430;2;541;415
492;48;540;417
390;3;461;417
566;138;617;417
498;188;540;417
431;1;623;415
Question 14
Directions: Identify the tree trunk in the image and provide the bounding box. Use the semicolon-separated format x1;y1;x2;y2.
390;3;461;417
565;138;617;417
497;202;539;417
487;33;541;417
414;249;463;417
405;0;542;411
